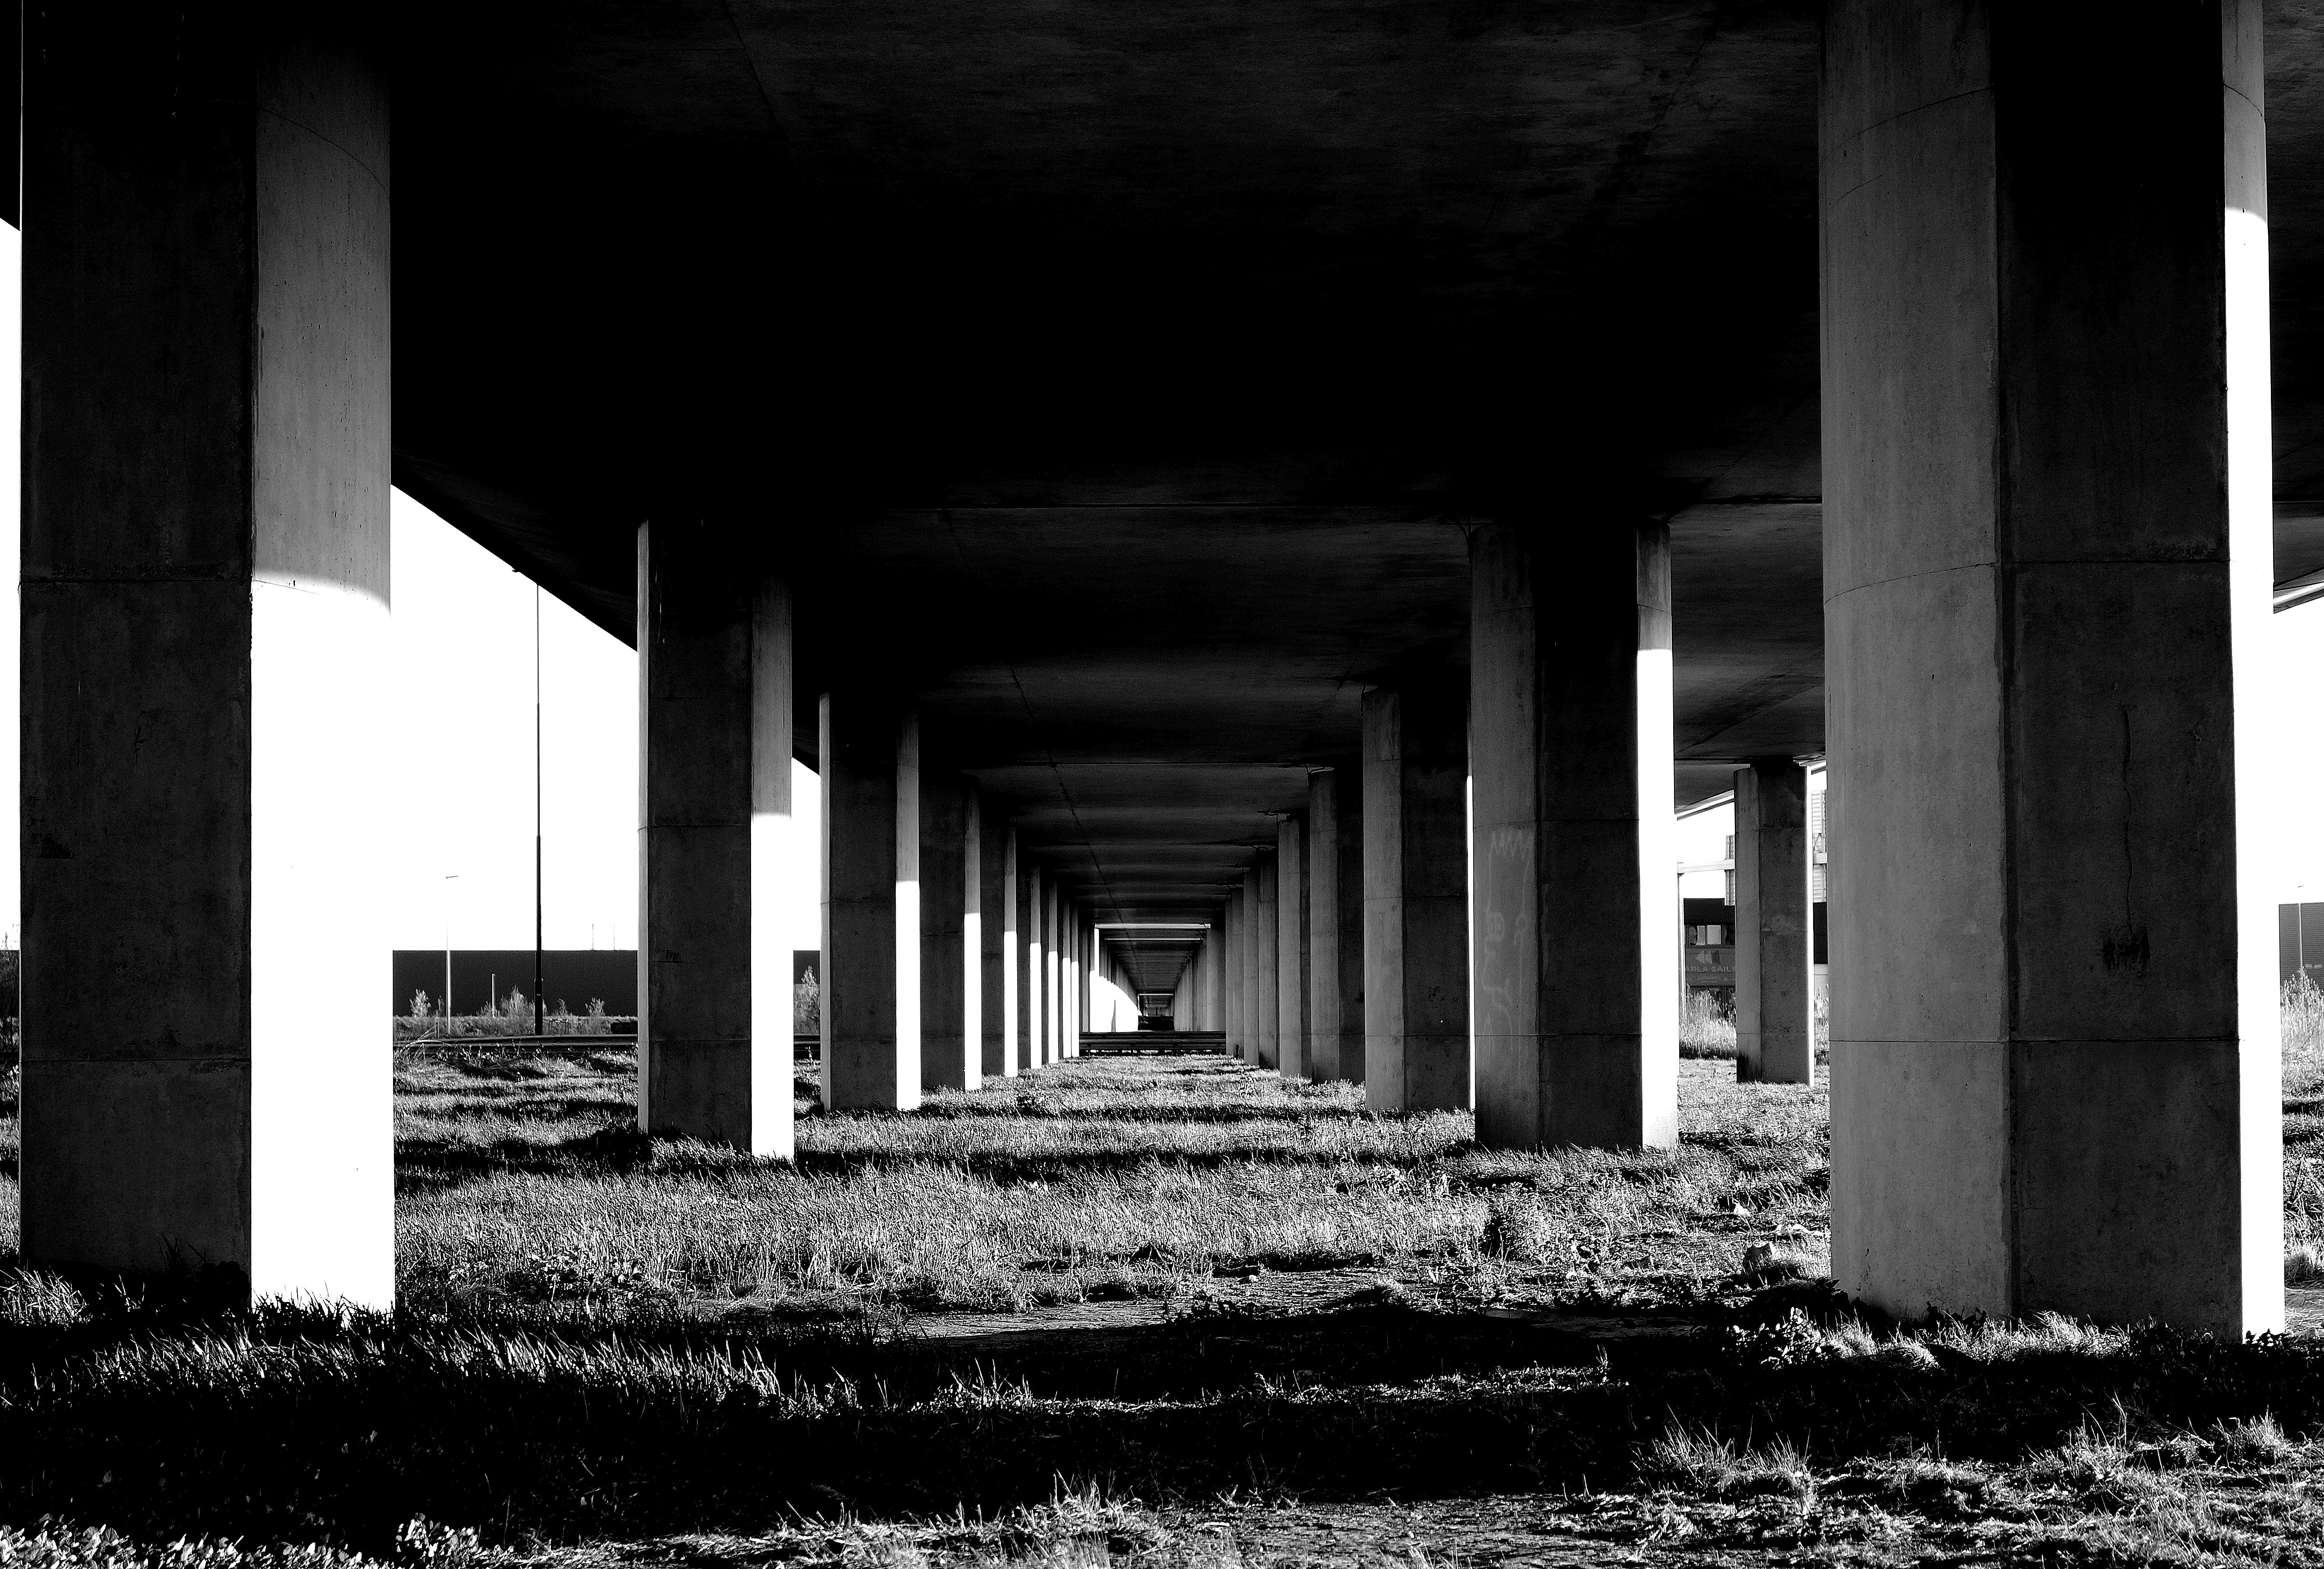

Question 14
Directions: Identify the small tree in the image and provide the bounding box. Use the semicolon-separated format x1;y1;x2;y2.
794;967;820;1033
409;988;433;1020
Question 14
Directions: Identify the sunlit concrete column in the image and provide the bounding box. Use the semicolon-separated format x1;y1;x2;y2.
821;694;920;1110
1278;816;1311;1079
1309;768;1366;1082
1733;759;1812;1086
1042;883;1061;1062
981;807;1018;1078
919;771;976;1091
1063;906;1081;1057
1470;522;1678;1150
18;14;392;1303
1362;679;1471;1112
638;529;795;1156
1823;0;2278;1331
1020;860;1045;1071
1252;850;1282;1069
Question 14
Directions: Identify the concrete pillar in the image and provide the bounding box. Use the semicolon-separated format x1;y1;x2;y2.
981;808;1018;1078
1469;523;1678;1150
1063;907;1081;1057
1043;883;1062;1063
1221;893;1240;1051
18;15;392;1302
1823;0;2278;1331
1309;768;1366;1082
821;694;920;1111
1251;851;1281;1069
1278;816;1312;1079
1734;759;1812;1085
919;771;975;1091
1361;680;1471;1112
1020;860;1044;1071
638;529;794;1156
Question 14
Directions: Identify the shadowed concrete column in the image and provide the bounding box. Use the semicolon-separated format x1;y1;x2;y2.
1278;816;1311;1079
1362;680;1471;1112
638;530;795;1156
18;14;391;1302
1309;768;1366;1082
981;808;1018;1078
1020;860;1045;1071
1823;0;2279;1331
1043;883;1062;1063
1470;522;1678;1150
1252;852;1281;1069
821;694;921;1110
1734;759;1812;1085
1221;891;1241;1053
919;770;974;1090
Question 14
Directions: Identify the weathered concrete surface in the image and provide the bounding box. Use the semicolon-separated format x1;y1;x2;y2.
822;694;919;1111
1470;522;1677;1151
1277;815;1311;1080
1362;681;1471;1113
1733;759;1811;1086
919;770;975;1090
19;16;392;1304
639;527;792;1154
1252;853;1282;1070
1822;0;2280;1332
980;805;1017;1078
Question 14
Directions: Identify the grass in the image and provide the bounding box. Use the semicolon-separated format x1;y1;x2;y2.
0;1001;2318;1564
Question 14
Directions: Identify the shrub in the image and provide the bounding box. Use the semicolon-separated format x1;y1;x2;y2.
1680;990;1737;1059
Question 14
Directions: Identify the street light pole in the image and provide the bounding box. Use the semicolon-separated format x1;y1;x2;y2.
534;580;545;1037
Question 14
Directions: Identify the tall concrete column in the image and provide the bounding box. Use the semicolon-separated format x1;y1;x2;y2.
1278;816;1311;1079
1823;0;2278;1331
1221;892;1241;1052
821;694;920;1110
1470;523;1678;1150
919;771;976;1091
1362;680;1471;1112
1251;851;1281;1069
1020;860;1045;1071
18;15;391;1302
1733;759;1812;1085
638;529;795;1155
981;807;1018;1078
1309;768;1366;1082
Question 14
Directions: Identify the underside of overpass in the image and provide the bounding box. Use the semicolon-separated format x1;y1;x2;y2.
12;2;2309;1335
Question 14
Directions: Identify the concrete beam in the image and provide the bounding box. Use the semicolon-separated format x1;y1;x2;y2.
19;14;392;1303
1823;0;2279;1331
1470;522;1678;1150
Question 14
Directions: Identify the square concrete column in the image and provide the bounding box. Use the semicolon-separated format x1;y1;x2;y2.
1734;759;1812;1086
1823;1;2278;1331
1043;882;1062;1063
1020;860;1045;1070
1362;680;1472;1112
1221;891;1241;1052
19;16;391;1303
1278;816;1312;1079
1251;853;1282;1069
1470;523;1679;1150
638;529;795;1156
919;771;976;1091
1309;768;1366;1082
980;808;1018;1078
821;694;921;1111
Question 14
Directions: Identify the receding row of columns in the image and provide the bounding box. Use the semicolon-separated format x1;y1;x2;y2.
13;0;2280;1336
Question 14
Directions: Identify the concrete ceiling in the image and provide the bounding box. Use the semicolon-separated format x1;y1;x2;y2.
366;1;2324;924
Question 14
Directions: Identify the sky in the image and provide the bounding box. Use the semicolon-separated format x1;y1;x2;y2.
2;213;2324;951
